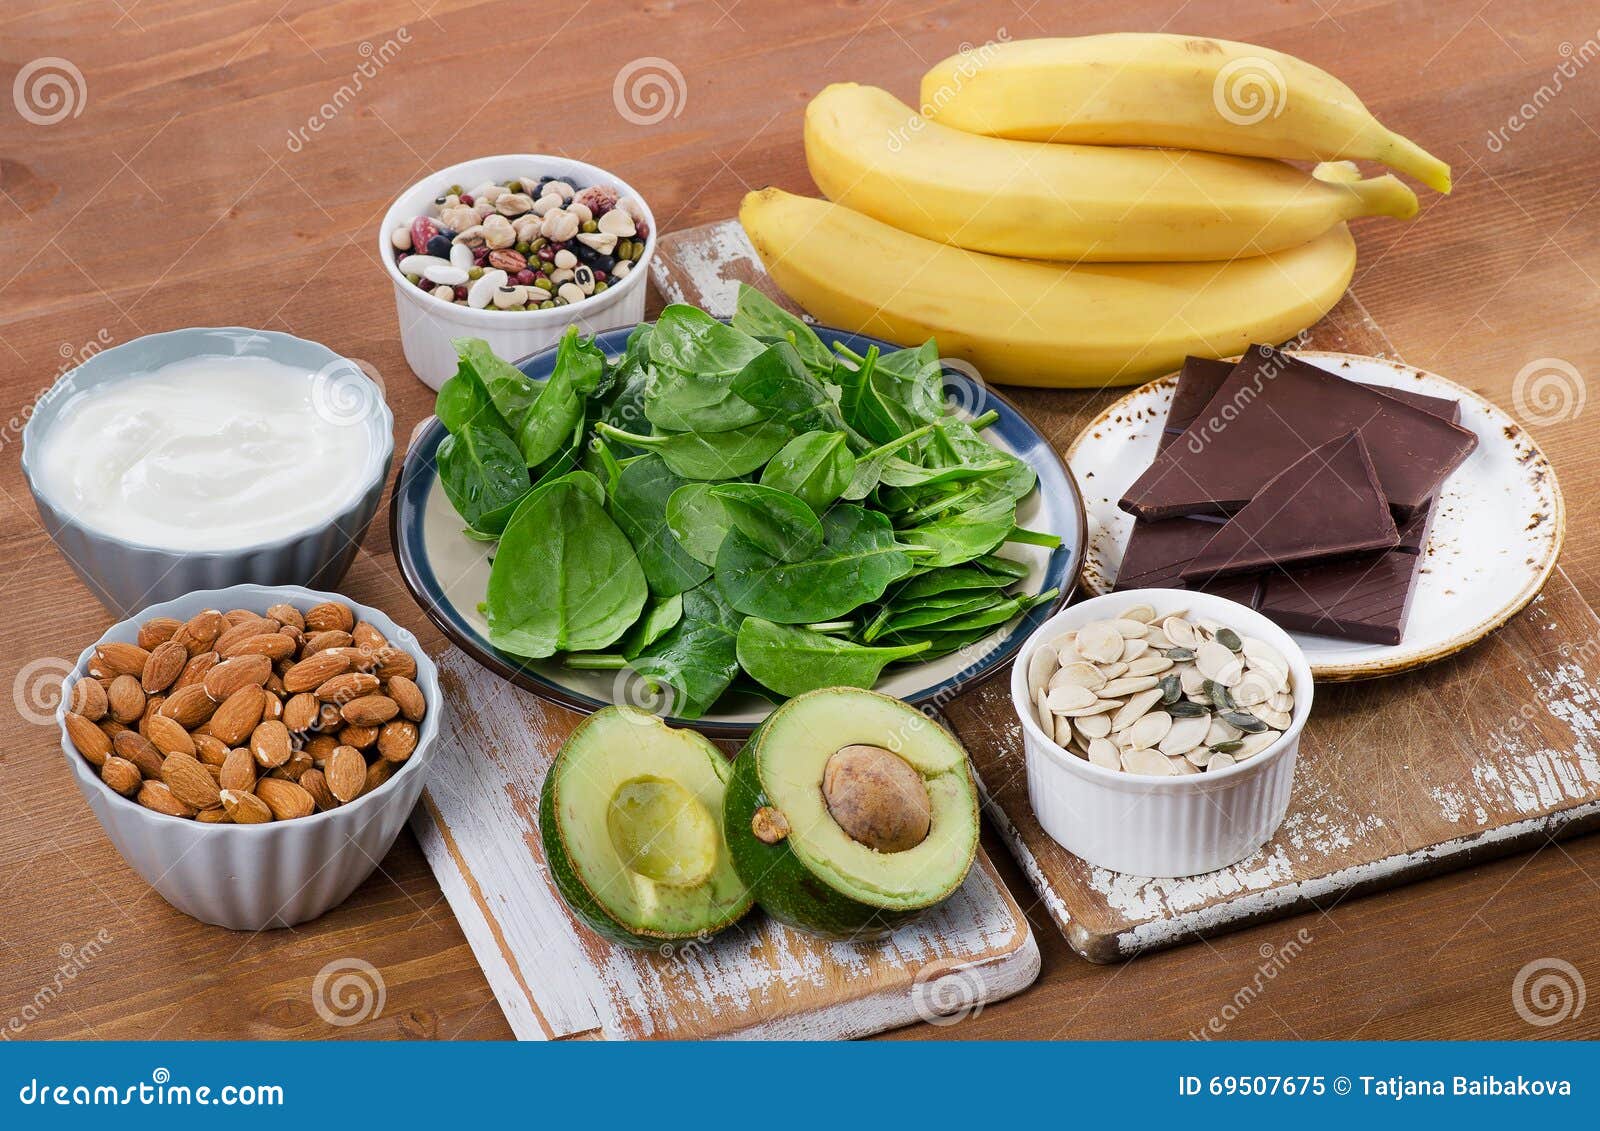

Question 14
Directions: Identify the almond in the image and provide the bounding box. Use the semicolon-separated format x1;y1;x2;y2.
65;712;111;766
305;733;338;764
222;632;296;661
144;713;197;758
387;675;427;722
172;609;225;655
68;677;108;721
377;720;419;762
264;694;285;721
160;684;217;729
283;651;351;693
272;749;313;782
364;758;396;794
213;616;279;656
114;730;166;778
300;768;339;811
341;694;398;727
136;780;196;818
278;625;303;651
302;629;354;656
210;685;266;747
372;648;418;681
202;654;272;700
267;603;305;632
106;674;146;724
281;692;317;732
316;672;380;703
250;720;292;769
97;719;128;740
326;745;368;803
219;746;257;792
175;650;220;690
265;671;287;696
255;777;314;821
305;601;355;633
137;616;183;651
220;788;273;824
161;752;221;810
339;724;380;749
101;756;143;796
351;621;388;650
90;642;150;679
196;806;233;824
140;640;188;693
195;736;230;768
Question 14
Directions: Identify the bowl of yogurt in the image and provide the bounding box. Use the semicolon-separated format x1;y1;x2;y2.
21;327;394;615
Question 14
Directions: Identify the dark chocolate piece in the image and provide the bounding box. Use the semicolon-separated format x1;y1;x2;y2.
1160;357;1236;449
1122;345;1478;519
1113;516;1262;607
1181;431;1400;582
1257;552;1420;646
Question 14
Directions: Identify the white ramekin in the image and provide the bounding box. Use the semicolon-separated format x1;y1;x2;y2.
1010;588;1313;877
378;153;658;389
57;584;441;930
20;327;394;617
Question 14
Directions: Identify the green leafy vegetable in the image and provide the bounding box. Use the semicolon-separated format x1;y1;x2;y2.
760;430;855;512
486;471;648;658
716;505;915;623
665;483;733;567
518;328;607;468
436;422;529;536
607;455;713;597
728;341;846;434
710;483;824;562
730;283;834;376
594;419;792;480
627;583;744;719
736;619;928;697
452;337;539;430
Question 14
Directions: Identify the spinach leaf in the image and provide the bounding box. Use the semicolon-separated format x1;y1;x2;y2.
645;369;766;433
736;618;928;697
648;304;765;379
620;592;684;658
846;339;945;443
627;582;744;719
728;341;846;434
731;283;834;376
710;483;823;562
760;430;855;512
665;483;732;567
607;455;712;597
453;337;539;429
594;419;791;480
518;328;606;467
840;422;940;500
897;496;1016;568
486;471;648;658
436;422;529;536
593;325;656;449
925;417;1036;502
435;353;510;437
893;559;1031;601
716;504;914;623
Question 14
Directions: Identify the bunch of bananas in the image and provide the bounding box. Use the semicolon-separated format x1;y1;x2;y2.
739;34;1449;388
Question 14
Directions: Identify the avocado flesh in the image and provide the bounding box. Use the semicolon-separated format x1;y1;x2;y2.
757;691;978;909
547;708;751;941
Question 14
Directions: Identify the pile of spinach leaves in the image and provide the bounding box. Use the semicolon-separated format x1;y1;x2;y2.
431;286;1059;718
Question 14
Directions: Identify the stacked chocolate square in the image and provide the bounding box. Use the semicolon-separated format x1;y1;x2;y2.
1113;346;1479;645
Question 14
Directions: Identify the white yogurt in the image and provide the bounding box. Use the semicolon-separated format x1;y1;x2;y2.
33;355;377;551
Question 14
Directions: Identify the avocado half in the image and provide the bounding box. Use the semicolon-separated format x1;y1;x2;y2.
539;706;754;949
724;688;980;940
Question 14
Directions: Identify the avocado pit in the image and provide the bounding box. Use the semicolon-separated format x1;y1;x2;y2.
822;744;932;853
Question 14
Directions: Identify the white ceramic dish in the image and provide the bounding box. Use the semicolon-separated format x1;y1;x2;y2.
1068;351;1565;680
1010;589;1313;877
379;154;658;389
57;584;441;930
20;328;394;617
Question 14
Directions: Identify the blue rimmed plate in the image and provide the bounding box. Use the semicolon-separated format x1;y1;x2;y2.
390;324;1084;736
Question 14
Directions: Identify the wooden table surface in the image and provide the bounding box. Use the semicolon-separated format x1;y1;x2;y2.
3;0;1598;1040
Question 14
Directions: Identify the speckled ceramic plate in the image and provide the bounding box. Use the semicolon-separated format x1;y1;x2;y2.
1068;351;1565;681
392;324;1085;735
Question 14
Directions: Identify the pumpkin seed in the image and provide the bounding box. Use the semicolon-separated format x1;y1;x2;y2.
1121;747;1178;776
1126;711;1172;749
1215;627;1243;652
1162;616;1196;648
1051;661;1107;691
1099;675;1159;698
1120;638;1150;662
1127;654;1175;677
1087;738;1121;769
1026;642;1059;702
1167;700;1208;718
1111;688;1165;731
1113;618;1150;639
1221;710;1269;734
1158;673;1181;704
1158;714;1211;756
1076;620;1125;663
1235;730;1280;759
1209;739;1244;754
1046;684;1098;712
1207;752;1237;770
1204;679;1237;711
1075;713;1113;740
1121;604;1157;624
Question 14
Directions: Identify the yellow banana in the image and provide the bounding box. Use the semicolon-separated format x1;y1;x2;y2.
805;83;1416;262
922;34;1451;193
738;189;1355;389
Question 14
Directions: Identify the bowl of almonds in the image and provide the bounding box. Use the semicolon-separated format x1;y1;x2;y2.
57;583;441;930
1009;588;1313;877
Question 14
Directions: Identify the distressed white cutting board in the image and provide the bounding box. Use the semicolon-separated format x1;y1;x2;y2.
411;652;1039;1040
654;217;1600;965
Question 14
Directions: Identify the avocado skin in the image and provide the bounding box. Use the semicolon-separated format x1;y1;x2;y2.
538;709;753;950
724;739;930;941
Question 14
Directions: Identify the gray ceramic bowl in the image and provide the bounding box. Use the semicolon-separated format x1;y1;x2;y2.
58;584;441;930
20;327;394;616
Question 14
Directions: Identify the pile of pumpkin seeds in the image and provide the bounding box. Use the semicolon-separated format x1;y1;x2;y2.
1025;604;1296;776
